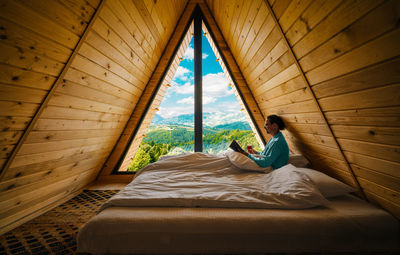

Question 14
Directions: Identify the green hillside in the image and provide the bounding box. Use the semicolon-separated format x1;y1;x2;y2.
128;125;261;172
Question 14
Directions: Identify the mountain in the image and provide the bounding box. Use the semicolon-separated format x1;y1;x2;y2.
214;121;251;130
151;112;249;128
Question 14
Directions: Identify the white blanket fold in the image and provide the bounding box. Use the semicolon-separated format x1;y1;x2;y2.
101;153;328;211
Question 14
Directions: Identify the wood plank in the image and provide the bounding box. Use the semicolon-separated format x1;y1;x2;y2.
252;50;297;91
15;0;88;36
279;0;312;33
0;144;13;158
0;131;23;146
71;55;142;96
255;75;305;101
142;0;164;39
48;93;133;115
91;18;152;77
364;190;400;219
0;0;80;49
254;63;299;96
338;138;400;163
0;101;38;117
26;128;121;143
0;155;106;201
0;184;82;235
106;0;155;57
240;15;276;71
119;0;157;51
360;177;400;206
8;141;112;171
0;63;56;90
300;0;400;72
279;112;325;124
56;80;133;109
258;86;313;109
3;147;112;181
246;38;288;84
344;151;400;178
0;17;71;63
271;0;292;20
0;41;63;76
131;0;161;45
319;83;400;111
98;5;152;69
41;106;125;122
85;30;151;80
58;0;95;23
352;164;400;193
0;83;47;103
230;0;252;56
293;0;383;59
264;99;317;114
33;118;124;131
325;107;400;127
312;57;400;98
306;28;400;85
18;135;119;156
0;169;97;228
235;0;263;59
0;116;30;131
332;125;400;146
78;42;146;88
286;0;342;46
64;67;135;102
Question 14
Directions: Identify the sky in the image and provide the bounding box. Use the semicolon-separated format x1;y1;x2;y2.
154;33;247;126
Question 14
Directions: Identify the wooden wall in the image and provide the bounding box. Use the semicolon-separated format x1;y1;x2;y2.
0;0;188;234
207;0;400;218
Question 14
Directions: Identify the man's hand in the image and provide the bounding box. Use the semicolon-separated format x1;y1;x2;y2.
248;148;258;154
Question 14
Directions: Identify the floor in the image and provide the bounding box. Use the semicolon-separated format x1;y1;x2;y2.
0;182;125;255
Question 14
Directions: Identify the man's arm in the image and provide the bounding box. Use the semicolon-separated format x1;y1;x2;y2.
247;142;282;168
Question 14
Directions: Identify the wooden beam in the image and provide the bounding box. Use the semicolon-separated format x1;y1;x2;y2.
194;6;203;152
262;0;366;200
0;0;107;181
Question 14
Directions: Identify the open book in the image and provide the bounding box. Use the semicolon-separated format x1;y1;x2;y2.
229;140;245;153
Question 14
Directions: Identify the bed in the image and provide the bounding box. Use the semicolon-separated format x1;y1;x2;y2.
77;152;400;254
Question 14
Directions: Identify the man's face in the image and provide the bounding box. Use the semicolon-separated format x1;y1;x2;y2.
264;119;273;134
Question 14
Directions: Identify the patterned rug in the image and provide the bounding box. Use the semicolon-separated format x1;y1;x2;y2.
0;190;118;255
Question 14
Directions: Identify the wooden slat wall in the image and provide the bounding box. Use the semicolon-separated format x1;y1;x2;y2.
0;0;188;234
99;1;195;177
207;0;400;218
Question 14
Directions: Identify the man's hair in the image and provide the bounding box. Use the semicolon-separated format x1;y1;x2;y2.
267;115;285;130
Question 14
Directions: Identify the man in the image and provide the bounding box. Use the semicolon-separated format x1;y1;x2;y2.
241;115;289;169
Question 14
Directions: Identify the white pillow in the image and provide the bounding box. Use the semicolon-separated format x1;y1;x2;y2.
279;164;356;198
225;151;272;173
288;154;310;168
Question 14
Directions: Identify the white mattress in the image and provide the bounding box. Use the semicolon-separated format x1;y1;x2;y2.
77;194;400;254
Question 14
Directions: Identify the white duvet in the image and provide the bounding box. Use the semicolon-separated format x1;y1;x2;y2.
101;152;328;211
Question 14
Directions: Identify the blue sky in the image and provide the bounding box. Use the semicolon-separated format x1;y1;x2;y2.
154;34;247;126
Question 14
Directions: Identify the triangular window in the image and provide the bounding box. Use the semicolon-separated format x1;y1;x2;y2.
115;9;263;173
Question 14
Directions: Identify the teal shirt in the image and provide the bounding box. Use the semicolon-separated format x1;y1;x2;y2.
248;132;289;169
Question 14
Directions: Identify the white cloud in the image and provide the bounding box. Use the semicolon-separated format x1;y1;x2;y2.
171;82;193;94
182;46;209;61
173;66;191;80
177;96;194;104
203;72;232;103
157;106;193;119
183;46;194;60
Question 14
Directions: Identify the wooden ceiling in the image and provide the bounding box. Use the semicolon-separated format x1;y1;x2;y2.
0;0;399;234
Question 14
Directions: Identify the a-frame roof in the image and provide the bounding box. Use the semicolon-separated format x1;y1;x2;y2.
0;0;399;233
